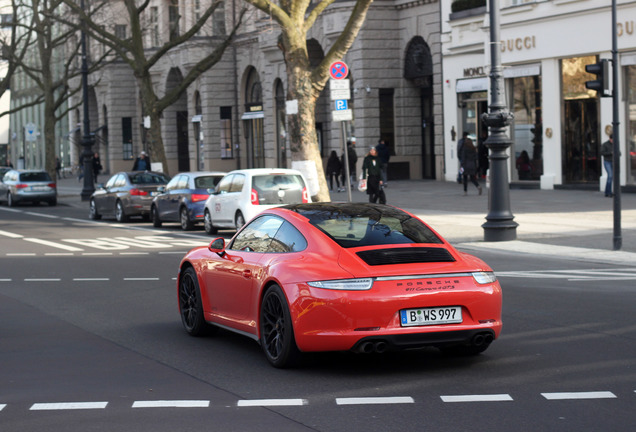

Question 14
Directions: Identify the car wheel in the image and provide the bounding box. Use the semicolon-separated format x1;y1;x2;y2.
89;199;102;220
115;200;129;222
7;193;15;207
235;211;246;231
178;267;215;336
180;206;194;231
151;205;162;227
260;285;300;368
203;210;217;235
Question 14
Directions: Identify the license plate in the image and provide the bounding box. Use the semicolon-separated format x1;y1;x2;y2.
400;306;462;327
30;186;47;191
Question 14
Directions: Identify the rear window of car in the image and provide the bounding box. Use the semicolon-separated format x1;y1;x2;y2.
291;204;442;248
252;174;305;205
129;173;170;185
195;175;222;189
20;172;51;182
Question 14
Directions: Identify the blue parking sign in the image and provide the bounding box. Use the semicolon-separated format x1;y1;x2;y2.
334;99;348;110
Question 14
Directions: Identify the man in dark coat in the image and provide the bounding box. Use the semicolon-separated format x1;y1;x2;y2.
132;151;151;171
376;139;390;185
362;146;386;204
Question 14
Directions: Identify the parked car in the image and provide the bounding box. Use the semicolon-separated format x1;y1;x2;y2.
89;171;170;222
177;202;503;368
150;171;226;230
203;168;311;234
0;169;57;206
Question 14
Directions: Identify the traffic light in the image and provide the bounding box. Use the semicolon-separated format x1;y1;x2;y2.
585;59;611;97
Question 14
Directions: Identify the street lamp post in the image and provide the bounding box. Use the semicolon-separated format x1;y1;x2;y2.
482;0;518;241
79;0;95;201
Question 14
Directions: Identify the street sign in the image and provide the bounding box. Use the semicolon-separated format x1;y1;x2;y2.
329;61;348;80
332;109;352;122
25;123;38;142
330;79;350;100
334;99;348;111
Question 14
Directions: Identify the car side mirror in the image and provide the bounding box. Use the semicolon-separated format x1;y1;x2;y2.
96;183;104;189
209;237;225;256
157;186;165;193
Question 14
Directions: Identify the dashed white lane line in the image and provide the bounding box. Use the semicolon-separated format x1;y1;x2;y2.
336;397;414;405
132;400;210;408
72;278;110;281
7;253;36;256
23;278;61;282
30;402;108;410
123;277;160;281
0;404;5;411
237;399;307;407
541;391;616;400
440;394;513;403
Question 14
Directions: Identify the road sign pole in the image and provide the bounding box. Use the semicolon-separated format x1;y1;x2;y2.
342;121;352;202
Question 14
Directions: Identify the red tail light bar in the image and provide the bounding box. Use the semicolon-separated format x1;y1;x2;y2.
191;193;209;202
129;188;149;196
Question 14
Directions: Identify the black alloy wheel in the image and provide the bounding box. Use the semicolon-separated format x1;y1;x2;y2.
151;205;162;227
178;267;214;336
115;200;129;222
89;199;101;220
260;285;300;368
180;206;194;231
235;211;246;231
203;210;217;235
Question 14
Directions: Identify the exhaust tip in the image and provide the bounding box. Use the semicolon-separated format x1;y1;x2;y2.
374;341;388;354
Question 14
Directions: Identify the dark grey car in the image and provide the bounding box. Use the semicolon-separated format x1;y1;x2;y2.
0;169;57;206
89;171;170;222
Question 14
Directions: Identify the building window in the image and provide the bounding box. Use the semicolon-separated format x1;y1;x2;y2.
213;2;226;35
115;24;127;40
379;89;395;155
169;0;180;41
220;107;232;159
150;7;159;47
122;117;133;160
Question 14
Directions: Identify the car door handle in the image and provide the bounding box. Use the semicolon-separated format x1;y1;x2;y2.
242;269;252;279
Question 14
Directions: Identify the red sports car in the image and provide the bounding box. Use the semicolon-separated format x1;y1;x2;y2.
177;203;502;368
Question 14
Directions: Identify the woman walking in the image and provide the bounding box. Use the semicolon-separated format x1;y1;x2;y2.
460;138;482;196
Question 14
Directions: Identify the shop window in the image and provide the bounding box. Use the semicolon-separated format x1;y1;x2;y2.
626;65;636;185
511;75;542;181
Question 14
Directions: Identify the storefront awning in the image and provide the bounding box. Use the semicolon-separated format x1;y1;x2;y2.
241;111;264;120
456;77;488;93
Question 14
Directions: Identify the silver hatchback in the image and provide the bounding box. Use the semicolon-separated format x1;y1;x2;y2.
0;169;57;206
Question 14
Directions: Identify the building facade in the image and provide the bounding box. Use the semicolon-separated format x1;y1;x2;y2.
442;0;636;191
62;0;443;185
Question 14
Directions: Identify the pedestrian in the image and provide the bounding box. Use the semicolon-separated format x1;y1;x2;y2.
460;137;482;196
326;150;343;192
55;157;62;179
362;146;386;204
457;131;469;183
601;135;613;197
376;139;390;185
93;152;103;182
132;151;151;171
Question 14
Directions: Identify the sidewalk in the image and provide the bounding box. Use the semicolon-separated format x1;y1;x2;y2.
56;175;636;265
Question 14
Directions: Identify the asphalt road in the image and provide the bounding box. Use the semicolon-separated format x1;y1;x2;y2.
1;202;635;431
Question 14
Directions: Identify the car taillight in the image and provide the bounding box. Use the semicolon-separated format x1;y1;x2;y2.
302;187;310;203
16;183;28;189
48;183;56;189
251;189;259;205
130;188;148;196
191;193;209;202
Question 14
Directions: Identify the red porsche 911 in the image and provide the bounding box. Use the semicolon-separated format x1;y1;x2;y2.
177;203;502;368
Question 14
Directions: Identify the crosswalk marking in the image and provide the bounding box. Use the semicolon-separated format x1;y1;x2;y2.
497;269;636;281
